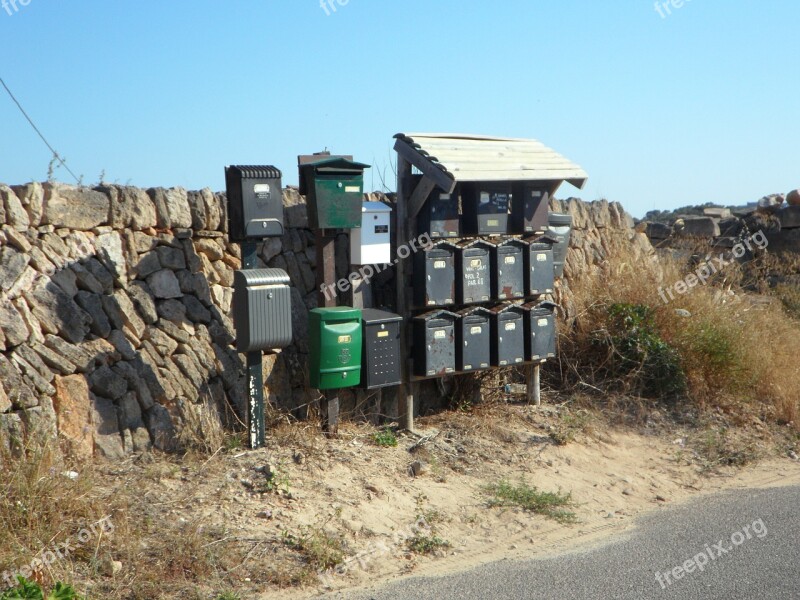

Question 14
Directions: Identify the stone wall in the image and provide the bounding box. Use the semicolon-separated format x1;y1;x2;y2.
0;182;653;459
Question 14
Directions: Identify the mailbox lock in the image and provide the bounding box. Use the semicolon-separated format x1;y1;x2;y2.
338;182;343;188
267;292;273;299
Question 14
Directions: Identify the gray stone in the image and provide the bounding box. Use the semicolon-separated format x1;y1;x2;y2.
101;185;157;230
146;324;180;356
297;252;316;294
70;263;104;294
703;207;732;218
114;288;147;339
101;294;125;330
96;231;128;282
133;251;162;279
21;397;58;440
146;187;172;228
146;269;182;299
90;394;125;459
778;206;800;229
108;329;137;361
90;366;128;400
31;342;76;375
12;351;56;395
1;184;30;231
84;257;114;293
260;237;283;263
43;334;94;373
283;188;308;228
0;246;31;291
678;217;721;238
29;246;57;276
51;267;79;297
787;189;800;207
145;404;176;451
156;245;186;270
43;184;109;230
0;382;9;414
11;182;44;226
157;298;187;324
13;344;54;384
290;286;309;353
0;297;30;347
119;391;143;429
195;237;225;261
128;281;159;324
182;294;212;324
212;260;234;287
38;232;70;270
3;226;32;253
186;190;208;230
83;338;121;368
24;277;90;344
0;354;37;409
0;413;24;456
181;240;203;273
131;231;158;254
173;353;205;389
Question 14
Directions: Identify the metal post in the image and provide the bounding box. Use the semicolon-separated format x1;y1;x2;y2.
241;241;265;448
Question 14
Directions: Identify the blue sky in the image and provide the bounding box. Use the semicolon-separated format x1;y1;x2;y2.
1;0;797;217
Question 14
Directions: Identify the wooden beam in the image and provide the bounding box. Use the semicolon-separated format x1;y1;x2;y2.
395;155;415;432
393;138;456;195
407;176;437;220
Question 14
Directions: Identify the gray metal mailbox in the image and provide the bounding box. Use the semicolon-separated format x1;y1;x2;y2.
491;238;526;300
413;310;458;377
523;238;555;296
413;241;457;307
456;239;494;304
225;165;284;242
523;301;556;362
489;303;526;366
232;268;292;352
455;306;492;372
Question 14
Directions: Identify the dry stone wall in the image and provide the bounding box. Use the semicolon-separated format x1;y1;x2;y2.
0;182;653;459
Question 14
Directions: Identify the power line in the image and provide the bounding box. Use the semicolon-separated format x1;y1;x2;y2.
0;75;81;184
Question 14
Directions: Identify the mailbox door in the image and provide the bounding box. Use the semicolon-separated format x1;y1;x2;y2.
530;309;556;361
233;269;292;352
493;246;525;300
492;313;525;366
511;185;549;234
456;315;491;371
309;309;363;390
526;244;555;296
414;318;455;376
420;193;460;239
458;248;491;304
361;311;402;389
476;189;510;235
414;249;455;307
313;173;364;229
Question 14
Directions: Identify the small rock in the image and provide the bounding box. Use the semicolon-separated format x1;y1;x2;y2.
293;451;305;465
410;460;429;477
655;495;668;502
256;510;273;519
674;309;692;318
240;478;254;489
789;451;799;461
101;558;123;577
622;489;632;496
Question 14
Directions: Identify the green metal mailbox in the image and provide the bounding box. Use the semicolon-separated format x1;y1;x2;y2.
308;307;363;390
299;156;371;229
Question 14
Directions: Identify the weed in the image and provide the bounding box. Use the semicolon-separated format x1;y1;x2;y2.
0;577;83;600
694;427;760;472
484;480;577;524
406;535;450;555
549;410;592;445
372;428;398;448
214;592;241;600
282;524;346;572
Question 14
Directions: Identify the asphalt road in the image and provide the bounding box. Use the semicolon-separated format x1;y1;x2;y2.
329;485;800;600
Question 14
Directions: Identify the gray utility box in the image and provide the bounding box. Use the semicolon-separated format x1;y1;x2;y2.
491;238;526;300
523;301;557;362
360;309;402;389
225;165;284;242
511;184;550;235
456;239;494;304
489;303;526;367
455;306;492;372
232;269;293;352
413;310;458;377
413;241;457;307
523;238;555;296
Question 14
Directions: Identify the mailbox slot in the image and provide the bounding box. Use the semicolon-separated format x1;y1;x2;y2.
462;183;511;235
232;269;292;352
456;239;494;305
360;309;402;389
418;188;460;239
413;242;457;307
523;301;557;362
225;165;284;242
489;304;526;366
351;201;392;265
455;306;492;372
412;310;457;377
523;239;555;296
309;307;363;390
511;183;550;235
299;156;370;229
491;239;526;300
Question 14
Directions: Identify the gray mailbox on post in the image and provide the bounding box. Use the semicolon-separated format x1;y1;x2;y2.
225;165;284;242
232;269;293;352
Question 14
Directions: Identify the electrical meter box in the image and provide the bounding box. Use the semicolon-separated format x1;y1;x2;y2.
299;156;370;229
360;309;402;389
489;304;526;367
523;301;557;361
350;202;392;265
412;310;457;377
232;269;292;352
455;306;492;372
456;239;494;305
418;188;460;239
511;184;550;235
462;183;511;235
413;242;457;307
523;239;555;296
308;307;363;390
491;239;526;300
548;212;573;279
225;165;284;242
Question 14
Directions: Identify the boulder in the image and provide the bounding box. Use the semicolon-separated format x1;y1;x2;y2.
677;217;720;238
90;394;125;459
0;296;30;347
24;277;91;344
43;184;110;230
53;375;93;461
787;189;800;207
283;188;308;229
1;184;30;231
11;182;44;226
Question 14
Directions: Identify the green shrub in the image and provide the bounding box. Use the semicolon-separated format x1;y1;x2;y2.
0;577;83;600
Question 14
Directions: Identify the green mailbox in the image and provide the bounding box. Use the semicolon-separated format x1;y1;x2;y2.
299;156;371;229
309;307;363;389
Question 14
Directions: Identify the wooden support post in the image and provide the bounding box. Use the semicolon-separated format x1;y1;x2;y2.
241;241;266;448
395;156;415;432
316;230;339;437
527;363;541;406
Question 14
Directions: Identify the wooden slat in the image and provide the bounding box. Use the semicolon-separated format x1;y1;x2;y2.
393;138;456;194
395;156;415;432
446;168;588;184
407;176;437;220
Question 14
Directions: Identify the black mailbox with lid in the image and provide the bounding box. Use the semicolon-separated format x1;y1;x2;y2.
418;186;460;239
523;237;555;296
462;183;511;235
225;165;284;242
413;310;457;377
455;306;492;372
360;309;402;389
511;183;550;235
456;239;494;304
491;238;526;300
413;241;457;308
489;304;526;367
523;301;557;362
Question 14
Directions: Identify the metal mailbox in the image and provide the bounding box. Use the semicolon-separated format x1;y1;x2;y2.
511;184;550;235
462;183;510;235
456;239;494;304
299;156;370;229
308;307;363;390
412;310;457;377
232;268;292;352
360;309;402;389
413;241;457;307
455;306;492;372
523;301;557;362
418;188;460;239
548;212;573;279
351;201;392;265
523;238;555;296
225;165;284;242
491;238;526;300
489;304;526;367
